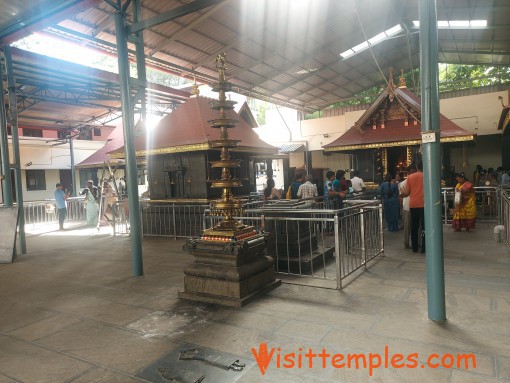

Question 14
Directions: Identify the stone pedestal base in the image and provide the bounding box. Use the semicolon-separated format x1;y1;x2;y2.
179;234;280;307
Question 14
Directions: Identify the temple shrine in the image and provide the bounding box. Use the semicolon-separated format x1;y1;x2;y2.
111;93;276;200
323;69;475;184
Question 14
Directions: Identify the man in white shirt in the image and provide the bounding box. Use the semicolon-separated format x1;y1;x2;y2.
502;170;510;186
350;170;366;196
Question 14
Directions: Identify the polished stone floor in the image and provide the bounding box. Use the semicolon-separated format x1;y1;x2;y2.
0;221;508;382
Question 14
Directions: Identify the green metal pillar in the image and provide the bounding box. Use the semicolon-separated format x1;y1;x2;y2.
68;133;77;197
133;0;148;126
114;10;144;276
419;0;446;321
132;0;151;197
0;55;13;207
4;47;26;254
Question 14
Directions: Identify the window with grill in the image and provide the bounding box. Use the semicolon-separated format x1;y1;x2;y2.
22;128;43;137
77;128;92;140
25;170;46;191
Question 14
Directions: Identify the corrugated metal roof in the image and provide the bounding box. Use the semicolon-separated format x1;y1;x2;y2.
0;0;509;113
278;143;305;153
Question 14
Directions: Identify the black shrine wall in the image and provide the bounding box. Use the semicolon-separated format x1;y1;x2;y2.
148;151;257;199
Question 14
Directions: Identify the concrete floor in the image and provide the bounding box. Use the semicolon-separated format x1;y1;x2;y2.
0;222;509;382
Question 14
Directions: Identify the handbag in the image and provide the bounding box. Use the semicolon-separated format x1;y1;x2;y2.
454;190;461;206
285;185;292;199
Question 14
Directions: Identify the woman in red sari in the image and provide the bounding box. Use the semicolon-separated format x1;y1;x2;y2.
452;173;477;231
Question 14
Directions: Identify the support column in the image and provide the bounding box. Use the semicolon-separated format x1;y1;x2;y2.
0;55;13;207
4;47;26;253
419;0;446;321
305;150;312;174
114;10;143;276
382;148;388;176
69;133;77;196
133;0;147;128
406;146;412;168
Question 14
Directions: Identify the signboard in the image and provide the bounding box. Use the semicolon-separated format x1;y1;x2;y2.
0;207;18;263
422;132;437;143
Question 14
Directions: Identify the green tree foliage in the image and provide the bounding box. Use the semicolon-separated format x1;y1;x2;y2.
439;64;510;91
304;65;509;119
246;98;269;125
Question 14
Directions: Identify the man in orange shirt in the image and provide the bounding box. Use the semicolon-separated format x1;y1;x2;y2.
400;161;425;253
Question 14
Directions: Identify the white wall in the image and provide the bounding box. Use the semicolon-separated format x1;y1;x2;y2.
11;137;106;170
21;169;61;201
440;90;508;136
298;111;365;151
450;135;502;175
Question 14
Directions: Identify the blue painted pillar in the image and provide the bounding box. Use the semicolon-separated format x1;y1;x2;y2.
68;133;77;197
419;0;446;321
4;47;26;253
114;10;144;276
0;55;13;207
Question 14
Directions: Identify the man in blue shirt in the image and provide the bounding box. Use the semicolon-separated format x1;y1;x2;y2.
323;170;335;208
54;183;68;230
290;173;304;199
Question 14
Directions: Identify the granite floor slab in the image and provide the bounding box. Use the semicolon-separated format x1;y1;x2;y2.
0;222;507;382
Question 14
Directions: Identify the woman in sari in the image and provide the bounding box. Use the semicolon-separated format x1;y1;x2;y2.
379;173;400;232
81;180;99;226
453;172;476;231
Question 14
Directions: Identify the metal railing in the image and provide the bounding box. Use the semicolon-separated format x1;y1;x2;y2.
441;186;500;224
204;200;384;289
110;200;130;236
501;188;510;248
23;197;86;227
139;202;210;238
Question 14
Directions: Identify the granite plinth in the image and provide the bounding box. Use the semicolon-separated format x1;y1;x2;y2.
179;234;280;307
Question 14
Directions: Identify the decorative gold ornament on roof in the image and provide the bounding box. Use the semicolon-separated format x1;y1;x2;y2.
191;68;200;96
398;69;407;88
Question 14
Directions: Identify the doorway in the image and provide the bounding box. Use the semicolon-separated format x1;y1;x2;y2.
59;169;73;195
387;147;409;177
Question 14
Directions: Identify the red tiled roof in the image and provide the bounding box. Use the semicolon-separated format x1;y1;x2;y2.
77;124;125;167
125;96;275;155
324;87;474;151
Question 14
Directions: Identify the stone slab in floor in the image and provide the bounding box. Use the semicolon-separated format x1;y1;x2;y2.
136;343;253;383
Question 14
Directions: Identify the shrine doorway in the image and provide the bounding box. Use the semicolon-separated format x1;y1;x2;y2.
387;147;408;177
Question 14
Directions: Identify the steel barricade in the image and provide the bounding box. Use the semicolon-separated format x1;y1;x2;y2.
501;189;510;248
138;202;210;239
22;198;86;228
442;186;500;224
203;201;384;289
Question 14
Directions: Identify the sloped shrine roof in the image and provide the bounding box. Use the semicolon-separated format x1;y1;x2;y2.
112;96;276;158
77;124;125;168
324;81;475;151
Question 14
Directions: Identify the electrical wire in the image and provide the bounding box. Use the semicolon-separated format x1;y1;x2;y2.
353;6;422;124
404;23;418;92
